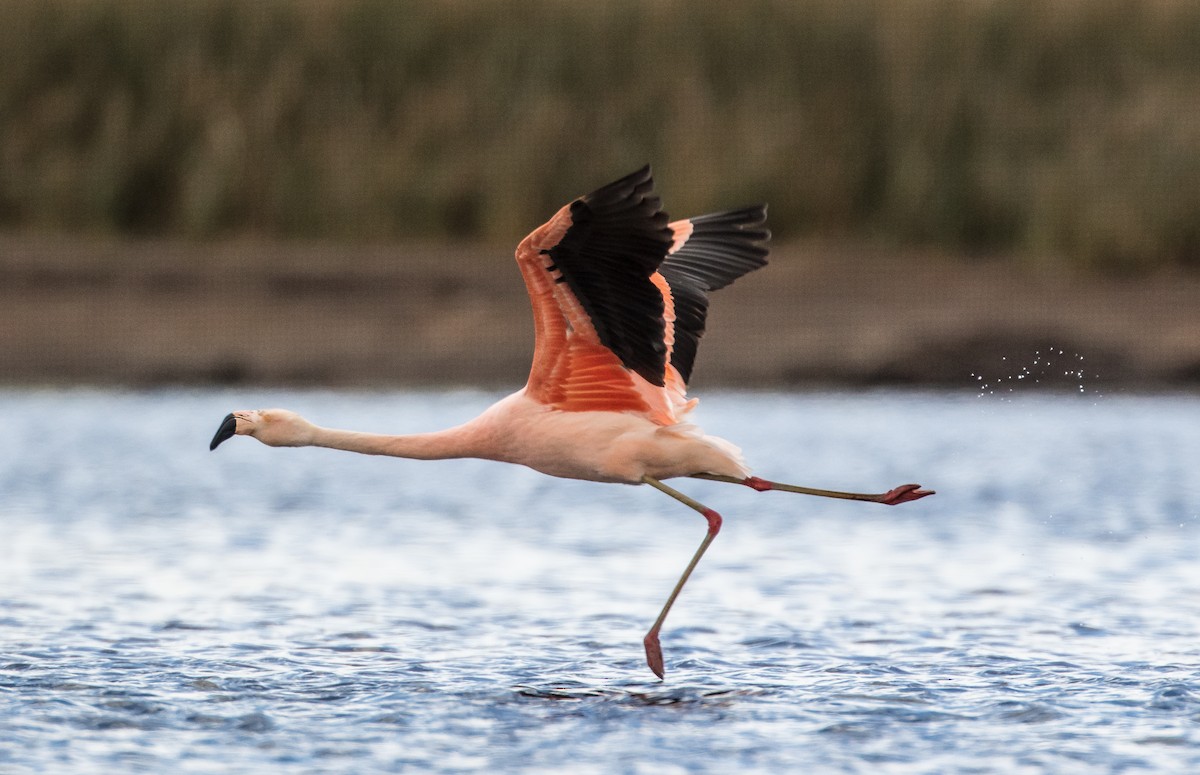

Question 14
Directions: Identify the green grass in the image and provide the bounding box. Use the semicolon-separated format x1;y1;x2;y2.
2;0;1199;270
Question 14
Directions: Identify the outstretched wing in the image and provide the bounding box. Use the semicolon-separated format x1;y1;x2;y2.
514;166;769;422
661;206;770;385
514;166;675;418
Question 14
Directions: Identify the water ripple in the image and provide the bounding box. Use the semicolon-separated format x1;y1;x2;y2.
2;390;1200;773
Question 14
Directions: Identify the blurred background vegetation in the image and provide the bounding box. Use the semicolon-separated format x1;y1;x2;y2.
3;0;1199;272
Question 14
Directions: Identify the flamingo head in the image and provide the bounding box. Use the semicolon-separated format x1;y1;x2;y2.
209;408;314;450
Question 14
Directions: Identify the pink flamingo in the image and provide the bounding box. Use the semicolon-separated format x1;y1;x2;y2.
210;166;933;678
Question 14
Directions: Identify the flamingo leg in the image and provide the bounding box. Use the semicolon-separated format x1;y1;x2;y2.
640;475;723;680
689;473;934;505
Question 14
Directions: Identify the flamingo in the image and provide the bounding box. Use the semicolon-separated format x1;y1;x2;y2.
209;166;933;678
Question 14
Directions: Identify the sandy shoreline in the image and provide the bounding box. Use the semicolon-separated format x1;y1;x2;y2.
3;235;1198;392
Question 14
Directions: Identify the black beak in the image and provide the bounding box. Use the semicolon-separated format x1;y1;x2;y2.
210;413;238;450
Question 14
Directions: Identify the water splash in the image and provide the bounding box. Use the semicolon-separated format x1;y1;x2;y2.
970;347;1098;400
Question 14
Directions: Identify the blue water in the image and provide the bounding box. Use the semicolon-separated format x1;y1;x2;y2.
2;389;1199;773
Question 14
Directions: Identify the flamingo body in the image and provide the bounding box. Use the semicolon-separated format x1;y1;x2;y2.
457;391;749;484
210;166;933;679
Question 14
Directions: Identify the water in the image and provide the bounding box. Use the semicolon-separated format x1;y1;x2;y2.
2;388;1199;774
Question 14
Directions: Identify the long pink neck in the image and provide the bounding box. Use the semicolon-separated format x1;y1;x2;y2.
307;424;482;461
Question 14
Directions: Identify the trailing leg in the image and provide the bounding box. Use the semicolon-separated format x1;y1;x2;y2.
689;473;934;505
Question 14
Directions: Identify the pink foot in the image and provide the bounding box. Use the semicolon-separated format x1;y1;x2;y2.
878;484;935;505
643;631;665;679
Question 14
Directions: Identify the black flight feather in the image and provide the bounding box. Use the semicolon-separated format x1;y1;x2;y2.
660;206;770;385
544;165;674;386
